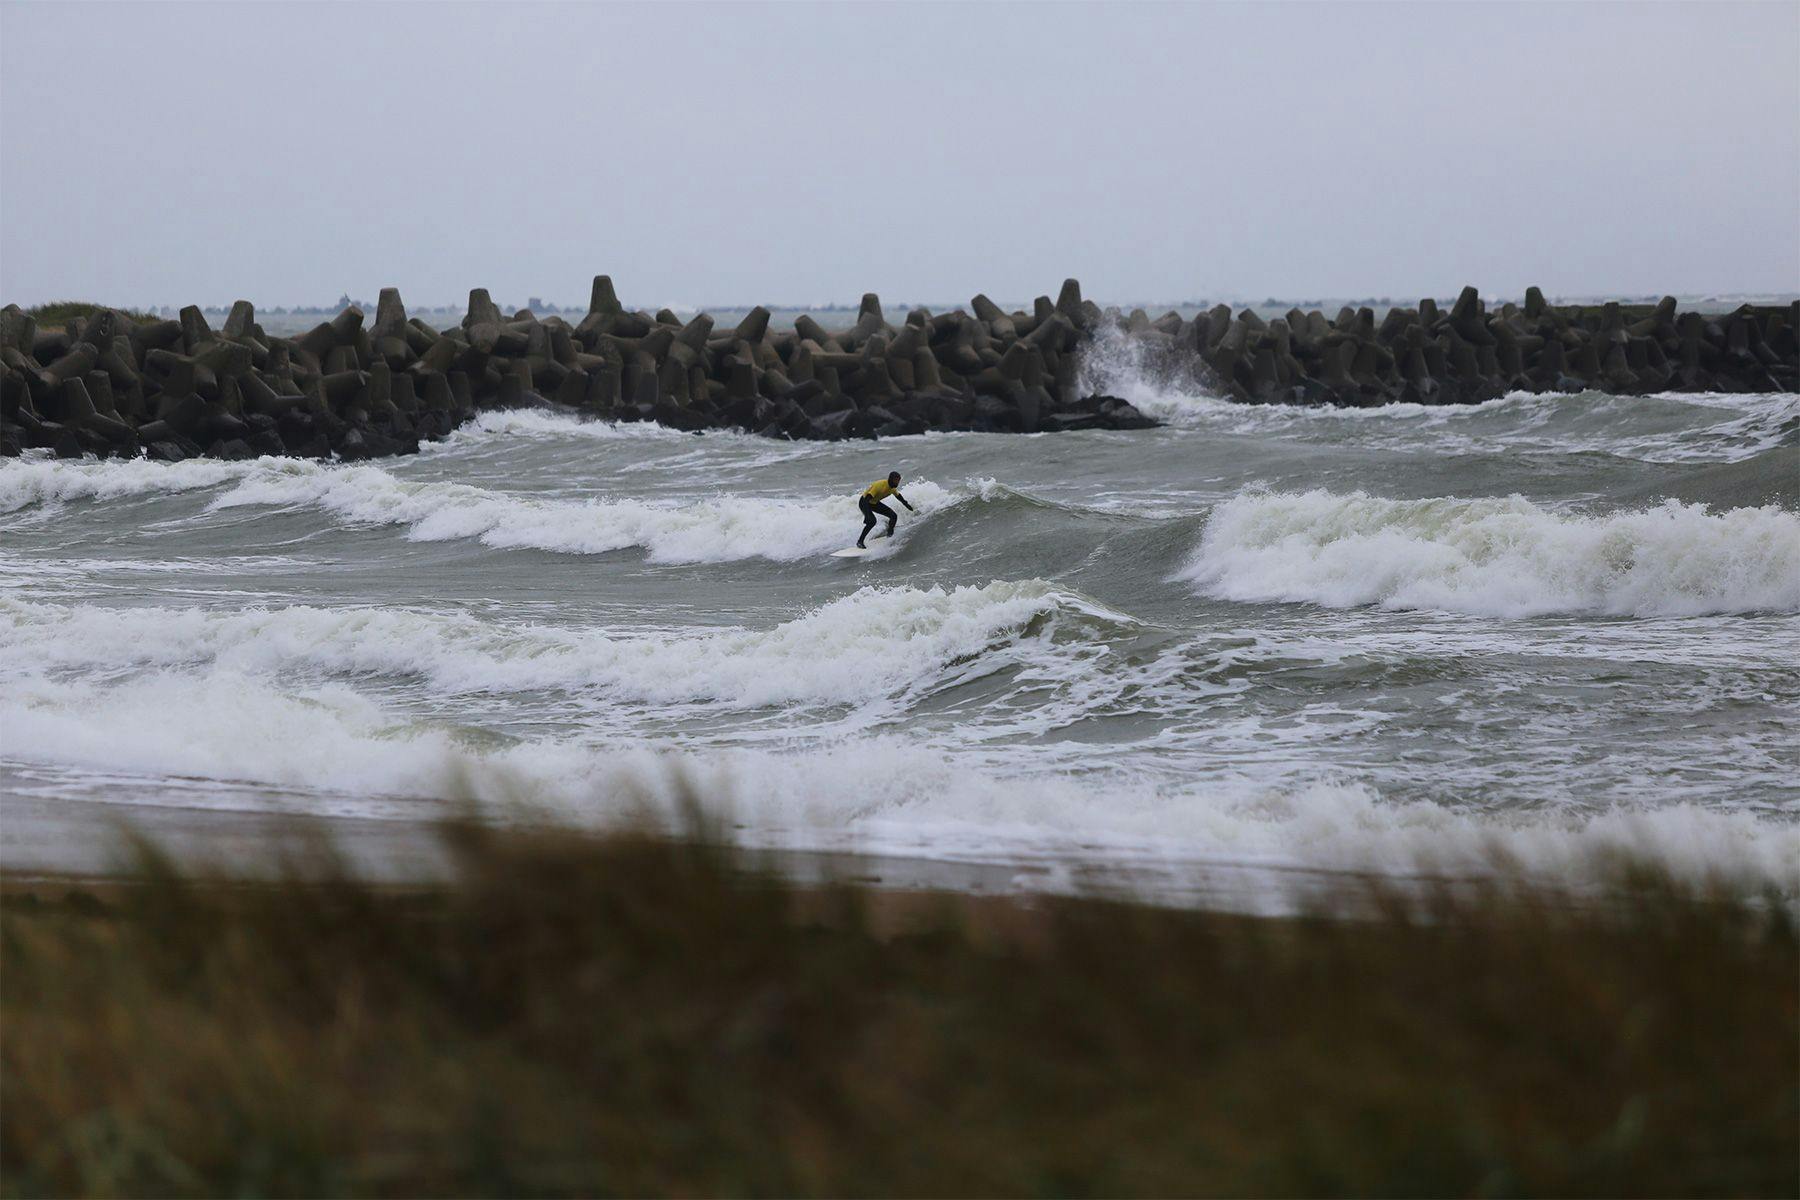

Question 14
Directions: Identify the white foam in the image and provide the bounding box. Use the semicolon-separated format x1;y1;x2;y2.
0;581;1076;708
1075;318;1222;424
433;409;709;445
204;462;955;563
3;668;1792;890
1182;489;1800;617
1076;322;1800;462
0;455;963;563
0;456;260;513
430;409;831;468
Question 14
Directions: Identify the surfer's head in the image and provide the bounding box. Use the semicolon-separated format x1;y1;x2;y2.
888;472;901;487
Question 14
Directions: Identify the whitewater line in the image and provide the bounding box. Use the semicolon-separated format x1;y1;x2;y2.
1181;488;1800;618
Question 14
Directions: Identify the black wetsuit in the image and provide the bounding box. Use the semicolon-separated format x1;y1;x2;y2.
858;495;897;547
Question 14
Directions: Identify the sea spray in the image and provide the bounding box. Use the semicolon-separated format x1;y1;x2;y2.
1076;317;1223;424
1074;329;1800;461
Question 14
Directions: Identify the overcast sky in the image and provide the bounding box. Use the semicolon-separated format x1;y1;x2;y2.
3;1;1796;310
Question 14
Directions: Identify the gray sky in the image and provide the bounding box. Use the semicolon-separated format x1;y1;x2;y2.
3;1;1797;310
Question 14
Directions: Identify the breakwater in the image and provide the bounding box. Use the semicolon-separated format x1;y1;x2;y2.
1;279;1793;462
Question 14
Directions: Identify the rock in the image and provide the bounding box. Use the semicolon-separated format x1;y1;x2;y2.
210;437;258;460
195;340;252;379
179;305;214;353
131;319;184;354
1097;398;1156;429
295;321;339;361
83;370;119;415
321;370;367;406
464;289;504;330
972;294;1017;341
806;409;855;440
45;343;99;386
24;280;1783;457
1449;286;1494;345
794;314;839;350
1055;278;1085;322
76;310;117;350
0;305;35;354
373;288;408;340
222;301;257;340
335;427;369;459
147;439;193;462
59;379;133;444
578;275;620;322
649;399;710;431
554;369;589;407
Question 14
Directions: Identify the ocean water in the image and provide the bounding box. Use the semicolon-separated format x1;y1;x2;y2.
3;356;1797;896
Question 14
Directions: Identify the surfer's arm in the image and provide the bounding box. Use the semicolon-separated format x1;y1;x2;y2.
896;492;913;511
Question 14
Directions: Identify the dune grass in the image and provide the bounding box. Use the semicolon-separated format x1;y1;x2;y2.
23;301;163;329
2;824;1794;1198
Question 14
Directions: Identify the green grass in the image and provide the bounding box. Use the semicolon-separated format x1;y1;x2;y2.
3;825;1794;1198
23;300;164;329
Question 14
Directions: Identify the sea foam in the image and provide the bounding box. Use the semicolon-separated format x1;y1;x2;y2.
0;456;957;563
1077;321;1800;463
208;464;955;562
0;581;1083;708
3;667;1792;890
0;455;261;513
1182;489;1800;617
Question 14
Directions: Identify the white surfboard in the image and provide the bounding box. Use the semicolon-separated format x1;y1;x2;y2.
830;532;897;559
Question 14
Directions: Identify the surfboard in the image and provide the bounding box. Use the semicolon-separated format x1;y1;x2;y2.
830;532;897;559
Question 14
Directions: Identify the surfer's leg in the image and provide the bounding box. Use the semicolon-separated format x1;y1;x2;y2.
858;498;877;548
873;501;897;538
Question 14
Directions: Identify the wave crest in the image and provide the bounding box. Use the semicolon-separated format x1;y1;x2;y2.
0;456;962;563
1181;489;1800;617
0;456;260;513
0;581;1116;708
4;670;1792;889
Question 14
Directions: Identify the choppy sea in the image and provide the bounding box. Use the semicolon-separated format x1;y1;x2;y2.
4;343;1796;898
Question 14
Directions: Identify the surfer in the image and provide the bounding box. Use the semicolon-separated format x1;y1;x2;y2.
858;472;914;549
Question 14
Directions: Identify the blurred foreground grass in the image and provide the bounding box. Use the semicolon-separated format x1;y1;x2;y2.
3;824;1794;1198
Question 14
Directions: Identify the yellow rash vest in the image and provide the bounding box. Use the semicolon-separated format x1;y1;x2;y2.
863;479;898;503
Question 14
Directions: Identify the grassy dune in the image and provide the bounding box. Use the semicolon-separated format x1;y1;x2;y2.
22;301;163;329
3;826;1794;1198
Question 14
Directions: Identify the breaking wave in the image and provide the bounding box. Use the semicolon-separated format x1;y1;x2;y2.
7;389;1798;901
0;456;259;513
1182;489;1800;617
3;668;1792;888
433;408;729;445
0;455;960;563
1077;322;1799;463
211;466;958;562
0;454;1178;563
0;581;1114;709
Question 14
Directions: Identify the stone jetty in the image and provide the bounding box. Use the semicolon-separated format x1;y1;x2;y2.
1;279;1793;462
